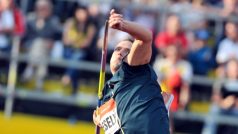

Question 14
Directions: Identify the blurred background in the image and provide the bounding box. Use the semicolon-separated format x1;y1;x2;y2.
1;0;238;134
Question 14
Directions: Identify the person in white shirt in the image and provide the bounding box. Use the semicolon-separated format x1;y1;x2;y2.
216;21;238;64
216;21;238;78
0;0;14;51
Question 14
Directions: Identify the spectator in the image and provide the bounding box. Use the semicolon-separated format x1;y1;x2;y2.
153;44;193;112
61;5;96;96
155;14;188;57
219;0;238;17
87;3;102;29
0;0;15;52
219;59;238;111
86;3;102;61
216;20;238;77
21;0;61;91
0;0;15;87
188;29;213;75
153;44;192;133
212;59;238;134
0;0;25;87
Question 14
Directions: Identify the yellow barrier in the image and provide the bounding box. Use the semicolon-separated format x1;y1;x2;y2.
0;112;103;134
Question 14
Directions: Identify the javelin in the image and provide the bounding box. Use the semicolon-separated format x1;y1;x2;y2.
95;20;109;134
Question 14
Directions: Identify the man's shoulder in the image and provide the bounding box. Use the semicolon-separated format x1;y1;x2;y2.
219;38;234;46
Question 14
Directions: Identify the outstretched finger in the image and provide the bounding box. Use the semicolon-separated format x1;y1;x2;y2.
110;9;115;15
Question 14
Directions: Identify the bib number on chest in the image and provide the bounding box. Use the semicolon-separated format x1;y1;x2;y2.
98;98;121;134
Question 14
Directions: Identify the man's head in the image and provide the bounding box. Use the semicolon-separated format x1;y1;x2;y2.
35;0;52;19
165;44;181;63
110;39;133;74
166;14;181;36
225;21;238;41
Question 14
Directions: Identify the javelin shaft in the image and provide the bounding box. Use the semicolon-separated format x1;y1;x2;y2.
98;20;109;99
96;20;109;134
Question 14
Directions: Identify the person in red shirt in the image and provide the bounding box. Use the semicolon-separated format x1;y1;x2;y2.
155;14;188;57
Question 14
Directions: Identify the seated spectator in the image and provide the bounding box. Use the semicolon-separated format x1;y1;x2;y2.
155;14;188;57
216;20;238;78
153;44;193;112
21;0;61;91
61;5;96;96
0;0;25;87
221;0;238;17
212;59;238;133
188;29;213;75
213;59;238;112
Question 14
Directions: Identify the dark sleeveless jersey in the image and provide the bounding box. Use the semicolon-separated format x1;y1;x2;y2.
101;62;169;134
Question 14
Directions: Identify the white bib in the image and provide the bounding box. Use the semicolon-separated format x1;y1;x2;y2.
98;98;121;134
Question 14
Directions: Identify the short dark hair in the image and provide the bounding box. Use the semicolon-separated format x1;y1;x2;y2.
225;18;238;26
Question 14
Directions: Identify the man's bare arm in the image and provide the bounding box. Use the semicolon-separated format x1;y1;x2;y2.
109;9;152;66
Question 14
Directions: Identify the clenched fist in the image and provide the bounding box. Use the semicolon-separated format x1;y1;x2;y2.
108;9;124;30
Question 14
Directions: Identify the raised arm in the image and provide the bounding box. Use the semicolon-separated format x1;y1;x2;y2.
109;9;152;66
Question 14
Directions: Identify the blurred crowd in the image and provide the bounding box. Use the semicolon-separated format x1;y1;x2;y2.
1;0;238;132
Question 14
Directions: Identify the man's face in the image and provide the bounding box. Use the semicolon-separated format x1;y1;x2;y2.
166;15;181;35
110;40;132;74
226;22;238;40
165;45;180;62
36;1;51;19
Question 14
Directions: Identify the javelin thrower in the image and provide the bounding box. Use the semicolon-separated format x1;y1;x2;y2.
94;9;170;134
